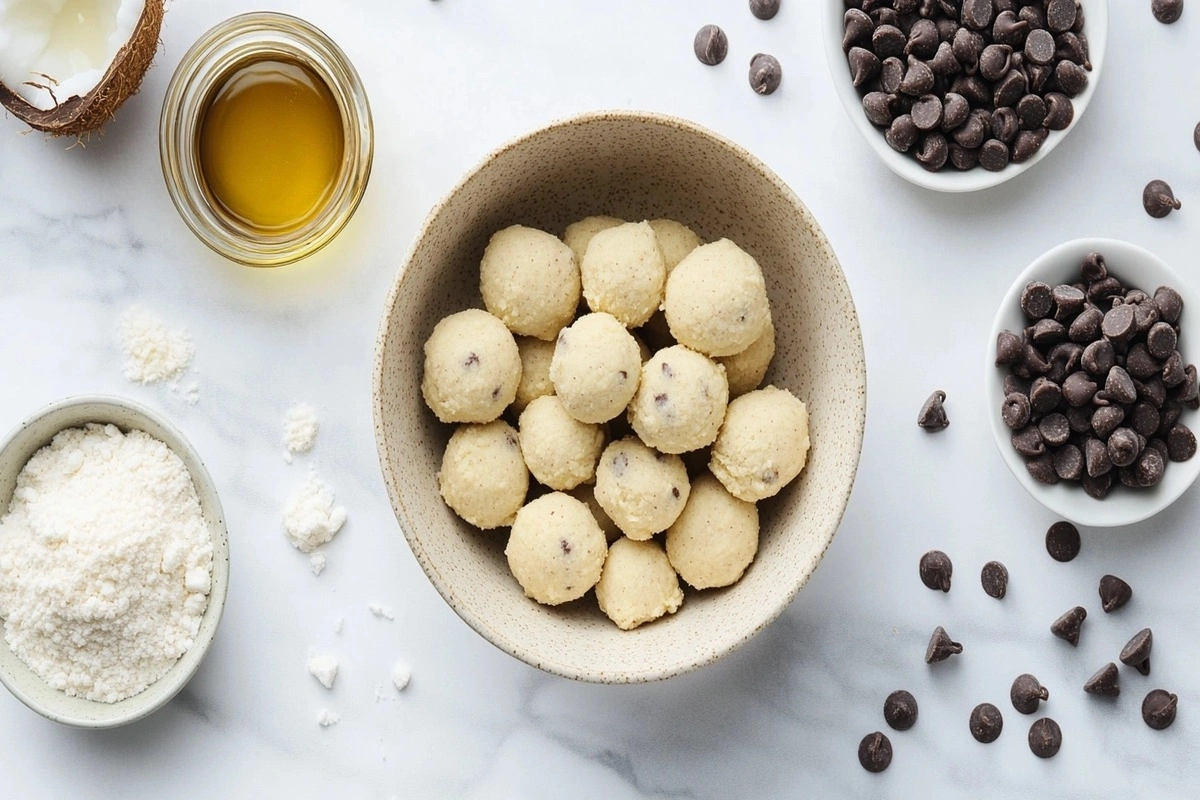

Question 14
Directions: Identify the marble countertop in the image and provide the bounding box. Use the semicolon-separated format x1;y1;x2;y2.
1;1;1197;797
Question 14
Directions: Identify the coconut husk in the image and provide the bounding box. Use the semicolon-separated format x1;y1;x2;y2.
0;0;165;138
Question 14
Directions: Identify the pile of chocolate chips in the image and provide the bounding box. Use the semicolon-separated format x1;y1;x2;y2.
996;252;1198;497
840;0;1092;172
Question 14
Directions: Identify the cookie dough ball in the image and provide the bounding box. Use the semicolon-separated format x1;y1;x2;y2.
439;421;529;529
480;225;580;340
564;215;624;265
664;239;770;357
594;437;690;540
513;336;556;413
505;492;608;605
549;313;642;423
629;345;729;454
518;395;605;491
717;317;775;398
422;309;521;423
648;219;702;274
581;221;666;328
595;538;684;630
666;473;759;589
710;386;810;502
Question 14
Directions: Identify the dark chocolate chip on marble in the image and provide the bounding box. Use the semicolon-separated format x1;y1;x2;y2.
1046;521;1080;562
693;25;729;66
750;53;783;94
1012;425;1046;457
926;626;963;663
1054;444;1084;480
1142;690;1178;730
1167;424;1197;461
749;0;781;21
858;731;893;772
1143;180;1182;218
1120;628;1153;676
1028;718;1063;758
1011;673;1049;714
884;690;919;731
1152;0;1185;25
970;703;1004;743
919;549;953;591
981;560;1008;599
1084;662;1121;697
918;389;950;430
1044;92;1075;130
1050;606;1087;646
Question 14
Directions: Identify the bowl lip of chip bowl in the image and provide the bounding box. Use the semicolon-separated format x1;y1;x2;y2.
0;394;229;728
372;109;867;683
986;238;1200;528
821;0;1108;194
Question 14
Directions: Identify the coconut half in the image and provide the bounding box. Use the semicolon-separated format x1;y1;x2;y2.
0;0;164;137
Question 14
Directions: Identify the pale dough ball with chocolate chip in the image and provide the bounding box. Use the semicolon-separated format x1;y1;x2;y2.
629;345;729;454
717;317;775;398
664;239;770;357
563;215;624;265
549;312;642;423
648;219;702;274
422;309;521;423
594;437;690;540
518;395;605;491
512;336;556;413
480;225;580;340
438;420;529;529
505;492;608;606
581;221;666;328
666;472;759;589
710;385;810;502
595;537;684;630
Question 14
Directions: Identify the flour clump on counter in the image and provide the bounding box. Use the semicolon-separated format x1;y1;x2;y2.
119;306;194;384
307;653;338;689
309;551;327;576
283;473;347;552
392;660;412;691
0;424;213;703
283;403;319;462
316;709;339;727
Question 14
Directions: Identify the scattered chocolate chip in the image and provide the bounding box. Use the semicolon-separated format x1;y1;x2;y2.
1011;673;1050;714
981;560;1008;599
749;0;780;21
1045;521;1080;562
1142;690;1178;730
1119;628;1153;676
926;626;963;663
693;25;728;66
1002;393;1032;429
858;731;893;772
1168;424;1197;461
1028;718;1063;758
1099;574;1133;612
969;703;1004;743
1143;180;1182;218
919;550;953;592
1084;663;1121;697
1050;606;1087;646
1152;0;1184;24
749;53;783;94
884;690;919;731
918;390;950;430
996;330;1024;364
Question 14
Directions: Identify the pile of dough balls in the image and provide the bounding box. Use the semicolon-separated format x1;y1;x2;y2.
421;215;810;631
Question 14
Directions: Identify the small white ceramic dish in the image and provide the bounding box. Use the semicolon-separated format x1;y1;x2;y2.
0;396;229;728
822;0;1108;193
987;239;1200;528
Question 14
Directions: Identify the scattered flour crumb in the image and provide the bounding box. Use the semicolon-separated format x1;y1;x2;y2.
283;404;319;462
282;473;346;553
309;551;327;576
392;660;412;692
119;306;194;384
368;603;395;621
334;616;345;635
316;709;339;727
307;653;339;689
169;379;201;406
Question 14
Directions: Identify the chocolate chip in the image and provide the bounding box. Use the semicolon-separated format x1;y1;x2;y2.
1050;606;1087;646
1099;574;1133;613
884;690;919;731
1019;4;1047;30
906;18;940;57
953;107;990;147
749;0;780;21
880;56;905;92
1006;373;1032;397
1061;372;1097;407
969;703;1004;743
1043;92;1075;130
886;114;920;151
848;47;880;87
1028;718;1062;758
1142;690;1178;730
952;26;984;69
1069;307;1103;343
1054;444;1084;480
1012;425;1045;457
1046;0;1078;32
1054;60;1088;96
693;25;728;65
1162;350;1186;387
1119;628;1153;676
1152;0;1184;24
858;732;892;772
1002;393;1032;429
1081;339;1115;376
1102;304;1135;344
1167;423;1196;461
1143;180;1182;218
1085;437;1112;477
1126;343;1161;380
1092;405;1125;439
1021;281;1054;319
941;92;970;130
979;43;1013;81
1146;322;1178;361
1130;402;1161;438
961;0;993;30
1031;318;1067;347
1029;377;1061;414
996;330;1024;365
926;626;963;663
1039;413;1070;447
979;139;1010;171
1105;367;1138;404
1067;404;1093;433
1017;93;1048;130
1087;276;1123;305
1147;437;1170;465
993;70;1027;108
1026;452;1059;484
918;389;950;430
1012;128;1048;162
1176;364;1199;402
1107;427;1140;468
862;92;895;126
873;24;907;58
1082;470;1112;499
1011;673;1049;714
980;560;1008;599
749;53;783;94
843;9;875;52
900;55;935;95
990;106;1019;142
916;132;950;170
1158;402;1182;437
929;41;962;76
911;94;944;130
992;9;1029;47
1023;27;1055;64
1084;663;1121;697
1045;521;1080;562
1055;31;1092;70
919;550;953;591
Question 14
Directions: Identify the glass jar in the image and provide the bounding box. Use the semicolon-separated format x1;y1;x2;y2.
159;12;373;267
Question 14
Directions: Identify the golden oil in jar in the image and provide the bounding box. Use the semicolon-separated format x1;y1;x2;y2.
198;58;345;234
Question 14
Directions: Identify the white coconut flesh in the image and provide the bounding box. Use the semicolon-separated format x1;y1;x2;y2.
0;0;145;111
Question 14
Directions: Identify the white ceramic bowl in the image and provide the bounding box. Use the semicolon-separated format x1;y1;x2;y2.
987;239;1200;528
822;0;1108;192
0;396;229;727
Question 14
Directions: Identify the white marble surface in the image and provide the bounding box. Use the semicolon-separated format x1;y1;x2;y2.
0;0;1197;797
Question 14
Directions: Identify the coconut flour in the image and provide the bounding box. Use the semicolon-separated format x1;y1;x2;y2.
283;473;346;553
0;424;213;703
119;306;194;385
283;403;319;462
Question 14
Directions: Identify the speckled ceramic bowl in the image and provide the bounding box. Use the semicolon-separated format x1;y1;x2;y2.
0;396;229;727
373;111;866;683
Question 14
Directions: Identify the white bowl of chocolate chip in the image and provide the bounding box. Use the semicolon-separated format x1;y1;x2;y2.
987;238;1200;528
823;0;1108;192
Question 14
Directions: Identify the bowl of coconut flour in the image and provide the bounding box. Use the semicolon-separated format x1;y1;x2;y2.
0;396;228;728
